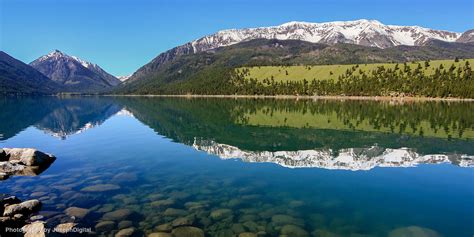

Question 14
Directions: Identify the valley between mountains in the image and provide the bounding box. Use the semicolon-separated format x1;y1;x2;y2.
1;19;474;98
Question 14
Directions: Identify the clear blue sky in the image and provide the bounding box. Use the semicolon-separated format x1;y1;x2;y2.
1;0;473;76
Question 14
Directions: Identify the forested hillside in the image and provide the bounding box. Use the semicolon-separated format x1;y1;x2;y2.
115;39;474;98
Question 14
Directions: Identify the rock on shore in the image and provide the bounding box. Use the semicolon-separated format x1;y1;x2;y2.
0;148;56;180
0;195;42;235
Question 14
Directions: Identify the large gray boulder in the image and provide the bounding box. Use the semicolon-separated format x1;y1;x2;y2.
3;148;56;166
0;148;56;180
3;200;42;217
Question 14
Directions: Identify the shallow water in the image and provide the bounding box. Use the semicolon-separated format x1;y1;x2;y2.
0;97;473;236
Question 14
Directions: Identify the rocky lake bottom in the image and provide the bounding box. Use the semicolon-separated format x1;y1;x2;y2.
0;97;473;236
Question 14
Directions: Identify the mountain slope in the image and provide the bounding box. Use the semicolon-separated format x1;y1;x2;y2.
0;51;61;94
30;50;120;93
128;20;463;82
117;38;474;95
457;29;474;43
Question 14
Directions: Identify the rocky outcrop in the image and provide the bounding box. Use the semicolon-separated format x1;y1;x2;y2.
0;148;56;180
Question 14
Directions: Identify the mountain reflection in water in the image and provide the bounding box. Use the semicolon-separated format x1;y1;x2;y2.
193;138;473;170
0;97;473;170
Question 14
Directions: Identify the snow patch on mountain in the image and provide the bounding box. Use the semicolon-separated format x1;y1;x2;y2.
117;75;132;82
188;19;461;52
31;50;120;88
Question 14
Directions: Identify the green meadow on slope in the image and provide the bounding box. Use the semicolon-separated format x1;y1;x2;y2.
115;39;474;97
237;59;474;83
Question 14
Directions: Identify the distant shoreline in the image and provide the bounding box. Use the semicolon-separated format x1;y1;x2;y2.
101;94;474;102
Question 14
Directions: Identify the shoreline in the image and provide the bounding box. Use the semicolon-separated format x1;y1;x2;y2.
100;94;474;102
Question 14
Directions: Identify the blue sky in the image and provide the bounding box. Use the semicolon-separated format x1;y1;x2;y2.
1;0;473;76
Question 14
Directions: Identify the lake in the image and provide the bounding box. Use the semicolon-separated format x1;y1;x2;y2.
0;97;473;237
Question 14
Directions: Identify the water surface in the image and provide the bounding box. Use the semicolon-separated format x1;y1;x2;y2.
0;97;473;236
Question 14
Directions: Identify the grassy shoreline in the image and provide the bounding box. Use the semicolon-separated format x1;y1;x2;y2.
102;94;474;102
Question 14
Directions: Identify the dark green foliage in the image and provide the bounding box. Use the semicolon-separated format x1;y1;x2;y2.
115;39;474;97
230;61;473;98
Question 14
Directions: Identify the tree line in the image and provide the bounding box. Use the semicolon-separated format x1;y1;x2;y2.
231;60;473;98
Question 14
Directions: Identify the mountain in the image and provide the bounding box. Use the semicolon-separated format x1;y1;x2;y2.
457;29;474;43
127;19;464;82
30;50;120;93
117;38;474;94
117;75;132;82
190;19;460;50
0;51;61;94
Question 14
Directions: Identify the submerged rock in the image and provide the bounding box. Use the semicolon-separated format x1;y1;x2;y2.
172;215;195;227
115;227;136;237
1;195;22;207
102;208;133;221
271;214;304;226
388;226;441;237
112;172;138;183
65;206;90;219
163;208;188;217
155;222;173;232
95;220;116;232
280;224;309;237
81;184;121;192
22;221;46;237
311;229;339;237
210;208;232;220
171;226;204;237
151;199;175;208
54;222;77;234
118;220;134;229
149;233;172;237
239;232;257;237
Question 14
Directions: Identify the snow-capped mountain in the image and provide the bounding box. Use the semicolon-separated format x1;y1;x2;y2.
189;19;461;51
127;19;469;83
30;50;120;92
457;29;474;43
117;75;132;82
193;138;474;170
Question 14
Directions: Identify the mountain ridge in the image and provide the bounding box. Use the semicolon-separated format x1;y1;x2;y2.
30;50;120;93
0;51;61;94
118;38;474;95
127;19;471;83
